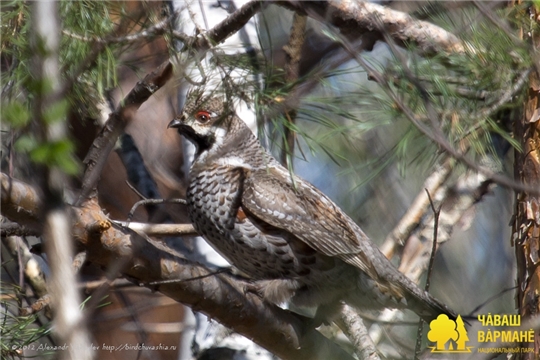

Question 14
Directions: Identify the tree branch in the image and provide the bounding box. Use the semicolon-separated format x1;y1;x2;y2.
336;305;381;360
77;200;355;360
277;0;464;56
111;221;197;237
0;222;41;237
281;13;307;168
380;159;454;258
3;236;48;298
1;173;42;232
2;173;354;359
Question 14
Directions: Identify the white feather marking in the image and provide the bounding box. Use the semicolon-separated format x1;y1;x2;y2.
215;156;253;170
213;127;226;147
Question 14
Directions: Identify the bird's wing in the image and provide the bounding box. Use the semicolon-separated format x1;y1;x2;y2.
241;165;458;321
241;165;383;282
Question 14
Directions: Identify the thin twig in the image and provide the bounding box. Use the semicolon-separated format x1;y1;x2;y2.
458;68;531;142
125;180;147;200
112;220;197;237
354;35;539;195
467;286;517;316
414;189;441;360
20;294;52;316
117;134;162;218
473;68;531;120
127;198;187;223
62;7;187;45
81;278;134;291
473;1;523;46
356;312;421;326
380;158;454;258
72;251;87;273
115;289;149;348
424;189;441;292
146;268;230;286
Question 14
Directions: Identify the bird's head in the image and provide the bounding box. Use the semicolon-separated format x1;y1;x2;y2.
168;89;237;153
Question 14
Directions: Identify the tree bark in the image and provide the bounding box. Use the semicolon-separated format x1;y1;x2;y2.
513;14;540;358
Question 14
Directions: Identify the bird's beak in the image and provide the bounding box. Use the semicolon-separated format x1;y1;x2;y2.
167;117;182;129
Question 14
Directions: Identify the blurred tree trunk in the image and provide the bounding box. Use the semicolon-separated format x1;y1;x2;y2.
514;5;540;359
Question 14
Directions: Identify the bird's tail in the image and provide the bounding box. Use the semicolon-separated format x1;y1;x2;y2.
396;274;457;323
408;288;457;323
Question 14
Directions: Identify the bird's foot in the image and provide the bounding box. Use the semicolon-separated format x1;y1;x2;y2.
243;282;264;298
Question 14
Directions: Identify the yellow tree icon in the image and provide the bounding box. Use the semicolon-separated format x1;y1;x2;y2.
427;314;458;350
455;315;469;350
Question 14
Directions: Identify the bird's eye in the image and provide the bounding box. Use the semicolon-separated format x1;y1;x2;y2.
195;111;212;124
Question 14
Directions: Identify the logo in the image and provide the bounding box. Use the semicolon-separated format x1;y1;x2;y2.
428;314;472;353
427;313;534;355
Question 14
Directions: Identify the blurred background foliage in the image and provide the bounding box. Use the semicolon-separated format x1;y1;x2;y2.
1;1;535;359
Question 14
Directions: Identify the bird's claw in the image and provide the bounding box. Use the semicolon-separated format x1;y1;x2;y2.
243;282;264;298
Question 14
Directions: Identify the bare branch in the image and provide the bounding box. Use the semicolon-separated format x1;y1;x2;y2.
76;61;173;205
281;13;307;168
0;222;41;237
0;173;42;231
72;251;87;272
277;0;464;56
20;294;52;316
3;236;48;298
413;190;440;359
82;278;134;291
111;221;197;237
336;305;381;360
16;252;86;316
191;0;264;52
423;189;440;293
399;170;493;280
127;198;187;223
380;159;454;258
